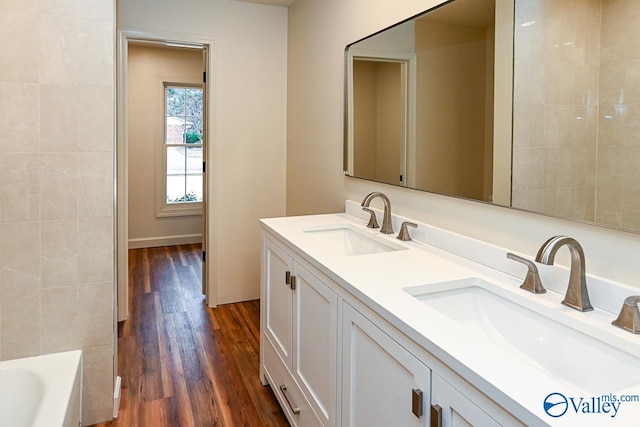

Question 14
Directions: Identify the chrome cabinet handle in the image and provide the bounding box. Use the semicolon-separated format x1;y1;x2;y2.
279;384;301;415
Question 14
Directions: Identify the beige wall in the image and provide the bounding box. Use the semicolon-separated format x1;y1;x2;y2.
375;61;403;185
119;0;288;304
287;0;640;290
484;25;495;202
353;60;402;184
127;44;204;247
353;61;377;180
414;20;490;200
0;0;115;425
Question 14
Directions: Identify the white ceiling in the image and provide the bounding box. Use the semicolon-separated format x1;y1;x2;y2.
233;0;296;7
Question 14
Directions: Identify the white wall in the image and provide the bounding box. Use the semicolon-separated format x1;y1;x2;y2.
127;44;204;248
119;0;288;303
287;0;640;289
0;0;115;424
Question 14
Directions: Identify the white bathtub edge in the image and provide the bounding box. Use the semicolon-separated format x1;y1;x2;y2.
1;350;83;427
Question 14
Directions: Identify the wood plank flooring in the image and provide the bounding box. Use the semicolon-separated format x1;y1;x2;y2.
91;244;288;427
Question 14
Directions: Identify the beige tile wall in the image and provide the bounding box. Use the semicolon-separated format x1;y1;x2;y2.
596;0;640;230
514;0;640;230
0;0;115;425
513;0;601;222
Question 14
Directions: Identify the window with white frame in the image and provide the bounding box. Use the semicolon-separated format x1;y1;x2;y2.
159;83;204;216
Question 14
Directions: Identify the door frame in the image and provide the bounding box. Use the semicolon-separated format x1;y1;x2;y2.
344;47;417;187
116;28;219;321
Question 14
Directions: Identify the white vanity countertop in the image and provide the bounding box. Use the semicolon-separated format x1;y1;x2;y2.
260;212;640;427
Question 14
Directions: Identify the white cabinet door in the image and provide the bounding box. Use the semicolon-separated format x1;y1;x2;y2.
431;373;501;427
263;237;294;366
342;303;431;427
292;261;339;427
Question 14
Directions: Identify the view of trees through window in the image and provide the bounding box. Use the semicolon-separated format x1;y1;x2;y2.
165;85;204;204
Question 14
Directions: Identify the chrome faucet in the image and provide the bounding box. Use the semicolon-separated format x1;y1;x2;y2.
361;192;394;234
397;221;417;241
535;236;593;312
506;253;546;294
612;296;640;334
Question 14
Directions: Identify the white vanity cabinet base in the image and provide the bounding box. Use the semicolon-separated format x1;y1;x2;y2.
263;335;322;426
342;302;431;427
261;224;528;427
261;234;339;427
293;262;339;426
263;238;294;366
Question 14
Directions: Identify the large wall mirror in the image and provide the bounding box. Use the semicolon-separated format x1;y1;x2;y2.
344;0;640;234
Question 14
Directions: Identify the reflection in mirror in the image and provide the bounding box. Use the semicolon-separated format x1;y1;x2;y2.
345;0;640;234
345;0;510;203
353;59;404;185
512;0;640;231
413;0;496;202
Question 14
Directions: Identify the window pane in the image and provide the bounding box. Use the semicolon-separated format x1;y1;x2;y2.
167;146;186;174
185;117;203;144
164;85;204;207
185;88;203;144
166;117;185;144
186;147;202;173
186;174;203;202
166;175;186;203
185;88;203;116
166;87;185;116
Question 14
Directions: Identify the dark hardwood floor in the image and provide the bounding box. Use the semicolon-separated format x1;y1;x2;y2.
91;244;288;427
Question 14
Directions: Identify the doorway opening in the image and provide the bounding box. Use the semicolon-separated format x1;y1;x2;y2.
344;49;417;188
116;30;218;322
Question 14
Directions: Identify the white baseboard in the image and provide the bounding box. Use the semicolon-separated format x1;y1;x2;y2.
216;290;260;306
113;376;122;418
128;234;202;249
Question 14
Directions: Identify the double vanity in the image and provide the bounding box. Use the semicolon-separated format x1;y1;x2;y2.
259;197;640;427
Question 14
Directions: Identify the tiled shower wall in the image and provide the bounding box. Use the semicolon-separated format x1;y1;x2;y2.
512;0;601;221
0;0;115;425
595;0;640;230
513;0;640;230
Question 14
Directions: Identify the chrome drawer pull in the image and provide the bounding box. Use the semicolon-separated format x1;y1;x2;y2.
279;384;301;415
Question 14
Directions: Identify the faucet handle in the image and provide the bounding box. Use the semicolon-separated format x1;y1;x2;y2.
612;296;640;334
362;207;379;229
506;253;546;294
397;222;417;241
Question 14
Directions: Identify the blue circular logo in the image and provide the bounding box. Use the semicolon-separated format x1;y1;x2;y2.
544;392;568;418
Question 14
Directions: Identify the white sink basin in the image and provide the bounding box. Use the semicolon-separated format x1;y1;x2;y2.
303;224;404;256
405;278;640;393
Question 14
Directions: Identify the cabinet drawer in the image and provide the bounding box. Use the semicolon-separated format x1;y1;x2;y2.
263;335;322;427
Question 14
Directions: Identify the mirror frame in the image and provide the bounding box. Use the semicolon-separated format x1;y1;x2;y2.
343;0;640;236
